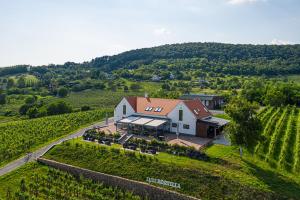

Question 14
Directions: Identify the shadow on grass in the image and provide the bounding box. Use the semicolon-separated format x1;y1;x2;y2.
243;159;300;199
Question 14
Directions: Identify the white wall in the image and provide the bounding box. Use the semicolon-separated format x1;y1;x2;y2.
167;102;197;135
114;98;135;122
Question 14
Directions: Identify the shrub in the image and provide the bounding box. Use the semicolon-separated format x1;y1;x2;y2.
58;87;68;98
81;105;91;111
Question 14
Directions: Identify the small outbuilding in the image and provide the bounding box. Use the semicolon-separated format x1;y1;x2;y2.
180;94;225;110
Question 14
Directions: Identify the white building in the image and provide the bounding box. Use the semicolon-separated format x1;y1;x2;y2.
114;96;229;138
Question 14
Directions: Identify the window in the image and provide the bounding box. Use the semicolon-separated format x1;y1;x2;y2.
172;123;177;128
145;107;153;111
123;105;126;115
205;100;209;106
183;124;190;129
179;110;183;121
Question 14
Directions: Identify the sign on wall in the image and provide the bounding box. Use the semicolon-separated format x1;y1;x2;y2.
146;177;181;189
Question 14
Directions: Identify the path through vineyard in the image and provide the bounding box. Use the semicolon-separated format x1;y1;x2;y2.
0;118;113;176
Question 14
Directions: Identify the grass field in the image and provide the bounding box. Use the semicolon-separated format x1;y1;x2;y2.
0;162;141;200
42;138;300;199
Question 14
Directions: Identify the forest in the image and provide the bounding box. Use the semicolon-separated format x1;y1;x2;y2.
1;42;300;78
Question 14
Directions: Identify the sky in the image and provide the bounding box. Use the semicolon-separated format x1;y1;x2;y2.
0;0;299;67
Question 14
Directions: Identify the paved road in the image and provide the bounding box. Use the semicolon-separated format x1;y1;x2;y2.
0;118;114;177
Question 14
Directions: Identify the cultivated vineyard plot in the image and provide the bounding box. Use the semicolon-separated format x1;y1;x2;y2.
268;107;291;164
0;109;111;166
6;167;140;200
256;107;282;157
260;107;275;127
278;108;298;171
294;111;300;173
257;106;300;172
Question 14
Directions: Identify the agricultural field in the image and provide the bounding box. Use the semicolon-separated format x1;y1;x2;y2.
0;162;141;200
0;109;112;167
53;89;143;110
43;139;300;199
23;74;39;87
256;106;300;173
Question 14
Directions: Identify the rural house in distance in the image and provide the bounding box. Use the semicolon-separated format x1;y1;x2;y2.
180;94;225;110
114;95;229;138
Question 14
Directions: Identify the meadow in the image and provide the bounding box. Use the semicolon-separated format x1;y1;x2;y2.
0;109;112;167
42;139;300;199
0;162;141;200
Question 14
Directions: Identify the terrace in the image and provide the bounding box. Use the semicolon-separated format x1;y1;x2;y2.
115;116;169;139
95;120;212;150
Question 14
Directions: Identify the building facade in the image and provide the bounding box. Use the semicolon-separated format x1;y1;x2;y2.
114;96;229;138
180;94;225;110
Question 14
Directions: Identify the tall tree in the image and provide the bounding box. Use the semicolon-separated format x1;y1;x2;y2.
0;93;6;105
17;76;26;88
225;97;262;155
58;87;68;98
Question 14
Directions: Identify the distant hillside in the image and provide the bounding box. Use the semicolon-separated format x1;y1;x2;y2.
1;42;300;77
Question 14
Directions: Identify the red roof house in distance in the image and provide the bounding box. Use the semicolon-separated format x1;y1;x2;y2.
114;96;229;138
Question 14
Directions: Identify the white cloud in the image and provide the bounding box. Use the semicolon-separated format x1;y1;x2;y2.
227;0;262;5
271;39;292;45
153;27;171;36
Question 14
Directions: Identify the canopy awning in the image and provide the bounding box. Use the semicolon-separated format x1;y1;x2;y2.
131;117;154;125
119;116;140;123
145;119;167;128
201;116;229;127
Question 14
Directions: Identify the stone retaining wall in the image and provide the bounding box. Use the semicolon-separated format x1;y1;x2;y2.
38;158;199;200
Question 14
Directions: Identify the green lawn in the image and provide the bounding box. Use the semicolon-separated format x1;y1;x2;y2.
42;139;300;199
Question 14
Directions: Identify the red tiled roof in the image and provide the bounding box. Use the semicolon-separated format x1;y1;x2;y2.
125;96;211;119
125;96;137;111
183;99;211;119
